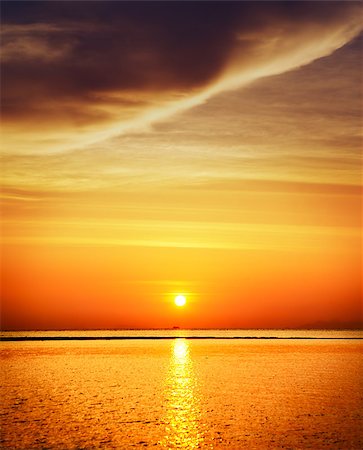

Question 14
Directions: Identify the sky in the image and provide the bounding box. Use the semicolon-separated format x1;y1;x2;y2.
1;1;362;330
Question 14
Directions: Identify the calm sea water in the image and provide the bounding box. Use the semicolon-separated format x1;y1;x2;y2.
1;330;362;449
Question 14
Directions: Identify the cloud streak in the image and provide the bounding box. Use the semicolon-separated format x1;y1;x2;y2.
1;1;362;153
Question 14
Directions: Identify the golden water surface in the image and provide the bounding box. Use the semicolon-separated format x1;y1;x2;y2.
1;334;362;449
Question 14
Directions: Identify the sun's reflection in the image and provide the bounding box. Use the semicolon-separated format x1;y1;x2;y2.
160;339;206;449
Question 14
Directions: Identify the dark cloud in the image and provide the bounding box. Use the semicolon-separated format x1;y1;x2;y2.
1;1;362;135
1;3;240;103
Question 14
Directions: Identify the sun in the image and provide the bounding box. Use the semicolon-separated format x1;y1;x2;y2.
174;294;187;307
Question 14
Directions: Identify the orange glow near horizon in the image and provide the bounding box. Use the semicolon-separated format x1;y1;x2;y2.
1;240;361;330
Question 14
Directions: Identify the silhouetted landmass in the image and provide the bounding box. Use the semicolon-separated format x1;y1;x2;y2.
1;336;362;342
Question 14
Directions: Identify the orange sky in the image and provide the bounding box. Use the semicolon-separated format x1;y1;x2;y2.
1;1;362;330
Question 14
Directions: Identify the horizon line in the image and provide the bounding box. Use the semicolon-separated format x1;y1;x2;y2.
1;326;362;332
1;336;362;342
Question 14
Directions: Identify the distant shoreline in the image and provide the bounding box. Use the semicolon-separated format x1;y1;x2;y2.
1;336;362;342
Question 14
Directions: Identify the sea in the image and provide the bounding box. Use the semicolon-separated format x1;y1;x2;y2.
1;329;362;449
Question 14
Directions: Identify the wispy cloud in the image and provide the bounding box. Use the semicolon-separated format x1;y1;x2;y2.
1;2;362;153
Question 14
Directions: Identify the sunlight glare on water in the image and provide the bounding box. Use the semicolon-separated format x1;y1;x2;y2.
160;339;207;449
